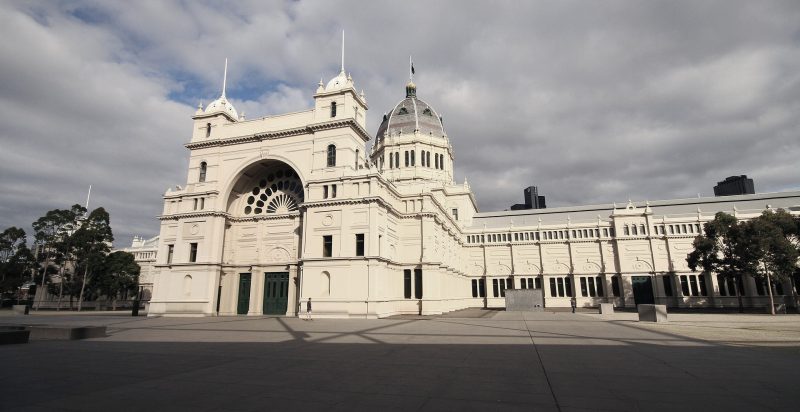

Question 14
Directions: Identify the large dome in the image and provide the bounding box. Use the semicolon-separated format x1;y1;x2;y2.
376;83;446;141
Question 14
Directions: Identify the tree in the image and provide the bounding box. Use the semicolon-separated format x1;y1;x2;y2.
95;251;140;310
0;227;35;302
71;207;113;311
687;212;748;312
31;205;86;309
740;211;799;315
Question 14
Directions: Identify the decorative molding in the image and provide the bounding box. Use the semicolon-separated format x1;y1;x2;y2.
185;118;370;150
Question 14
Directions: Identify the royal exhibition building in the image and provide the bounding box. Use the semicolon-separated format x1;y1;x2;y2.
130;59;800;319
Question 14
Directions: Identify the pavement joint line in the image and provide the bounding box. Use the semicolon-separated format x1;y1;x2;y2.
521;316;562;412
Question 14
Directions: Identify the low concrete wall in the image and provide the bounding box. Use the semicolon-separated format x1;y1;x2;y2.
0;327;30;345
12;305;29;315
638;304;668;322
505;289;544;311
599;303;614;315
29;326;107;340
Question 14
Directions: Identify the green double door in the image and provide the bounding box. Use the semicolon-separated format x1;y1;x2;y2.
263;272;289;315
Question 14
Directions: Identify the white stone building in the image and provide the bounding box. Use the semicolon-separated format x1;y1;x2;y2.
148;58;800;318
121;235;159;300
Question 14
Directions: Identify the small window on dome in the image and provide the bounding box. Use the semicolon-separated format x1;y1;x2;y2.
397;107;409;115
422;108;433;116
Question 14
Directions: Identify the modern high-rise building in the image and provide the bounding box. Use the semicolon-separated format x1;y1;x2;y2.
714;175;755;196
511;186;546;210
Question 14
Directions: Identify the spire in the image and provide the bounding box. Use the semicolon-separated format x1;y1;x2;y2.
340;30;345;73
221;58;228;99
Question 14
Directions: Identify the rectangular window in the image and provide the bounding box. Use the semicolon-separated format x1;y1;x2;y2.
471;279;478;297
189;243;198;263
689;276;699;296
404;269;412;299
580;277;588;297
565;277;573;297
452;208;459;220
680;275;690;296
405;151;409;167
323;185;329;199
479;279;486;297
493;279;499;297
193;198;198;210
323;235;333;257
533;278;540;289
200;198;205;210
588;277;597;297
557;278;564;297
411;150;415;166
550;278;557;297
727;277;738;297
698;275;708;296
611;276;620;297
717;274;727;296
414;269;423;299
596;276;604;297
331;184;337;198
663;275;673;297
355;233;365;256
755;278;766;296
167;244;174;264
499;279;506;297
520;280;527;289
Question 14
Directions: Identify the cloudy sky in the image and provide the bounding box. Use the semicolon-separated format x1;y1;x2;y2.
1;1;799;246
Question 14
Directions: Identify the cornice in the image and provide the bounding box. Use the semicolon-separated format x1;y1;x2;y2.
185;118;371;150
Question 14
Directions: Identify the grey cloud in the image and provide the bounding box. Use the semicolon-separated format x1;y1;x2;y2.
1;1;799;246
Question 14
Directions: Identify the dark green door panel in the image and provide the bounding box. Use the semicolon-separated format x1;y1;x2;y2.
237;273;252;315
632;276;654;305
263;272;289;315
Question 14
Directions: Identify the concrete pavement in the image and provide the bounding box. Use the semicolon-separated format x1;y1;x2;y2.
1;309;798;411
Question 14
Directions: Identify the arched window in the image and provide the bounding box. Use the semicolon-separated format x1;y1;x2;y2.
321;271;331;296
395;152;399;168
421;150;426;167
199;162;207;182
355;149;359;169
327;144;336;167
434;154;439;169
330;101;337;118
389;152;394;168
404;151;409;167
410;150;415;166
426;151;431;168
205;123;211;138
183;275;192;297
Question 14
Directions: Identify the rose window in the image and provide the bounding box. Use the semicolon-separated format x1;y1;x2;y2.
243;168;304;215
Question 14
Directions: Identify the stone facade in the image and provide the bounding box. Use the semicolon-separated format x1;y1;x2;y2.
148;61;800;318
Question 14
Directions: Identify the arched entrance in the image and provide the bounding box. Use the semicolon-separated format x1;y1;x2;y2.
221;160;305;316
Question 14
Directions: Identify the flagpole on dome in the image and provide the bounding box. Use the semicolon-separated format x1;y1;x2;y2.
409;55;414;82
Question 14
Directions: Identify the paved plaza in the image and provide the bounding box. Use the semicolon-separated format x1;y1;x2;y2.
1;309;799;411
